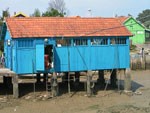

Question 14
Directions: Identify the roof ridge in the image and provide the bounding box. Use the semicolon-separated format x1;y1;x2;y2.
6;16;126;19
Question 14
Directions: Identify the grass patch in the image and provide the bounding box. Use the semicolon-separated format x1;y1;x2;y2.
88;104;99;110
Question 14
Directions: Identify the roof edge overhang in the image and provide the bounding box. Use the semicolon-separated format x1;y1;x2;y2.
11;34;133;39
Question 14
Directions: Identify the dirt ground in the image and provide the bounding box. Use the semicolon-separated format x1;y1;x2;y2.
0;70;150;113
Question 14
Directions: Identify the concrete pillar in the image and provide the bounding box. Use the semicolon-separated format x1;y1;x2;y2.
51;72;58;97
98;70;105;85
124;68;131;92
12;74;19;99
87;71;92;96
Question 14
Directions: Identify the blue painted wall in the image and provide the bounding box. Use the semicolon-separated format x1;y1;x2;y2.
4;35;130;74
54;37;130;72
4;31;12;69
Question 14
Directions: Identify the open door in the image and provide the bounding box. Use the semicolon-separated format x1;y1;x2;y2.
36;44;44;71
45;45;53;69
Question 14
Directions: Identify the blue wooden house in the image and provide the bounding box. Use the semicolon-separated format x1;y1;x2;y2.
0;17;132;97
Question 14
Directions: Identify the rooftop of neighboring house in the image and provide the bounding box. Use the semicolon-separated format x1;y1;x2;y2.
13;12;28;18
116;16;129;24
117;16;146;29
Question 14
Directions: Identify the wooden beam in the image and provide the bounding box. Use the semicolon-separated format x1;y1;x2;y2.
12;74;19;99
87;71;92;96
124;68;131;92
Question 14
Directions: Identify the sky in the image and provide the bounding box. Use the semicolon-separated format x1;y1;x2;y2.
0;0;149;18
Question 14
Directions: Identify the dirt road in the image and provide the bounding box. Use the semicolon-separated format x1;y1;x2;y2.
0;70;150;113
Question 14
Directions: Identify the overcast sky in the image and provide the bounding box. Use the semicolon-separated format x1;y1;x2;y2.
0;0;149;18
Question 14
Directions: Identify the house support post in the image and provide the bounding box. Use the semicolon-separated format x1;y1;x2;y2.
51;72;58;97
74;72;80;88
12;74;19;99
141;54;146;70
43;73;47;83
87;71;92;96
110;70;117;88
116;69;122;91
36;73;41;83
98;70;105;85
124;68;131;92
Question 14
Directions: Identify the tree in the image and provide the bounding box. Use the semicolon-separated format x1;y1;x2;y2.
31;8;41;17
136;9;150;29
31;0;68;17
0;8;10;51
2;8;10;20
42;8;64;17
48;0;67;15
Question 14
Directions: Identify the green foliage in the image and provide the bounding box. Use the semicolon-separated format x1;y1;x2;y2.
48;0;66;15
0;8;9;51
32;0;67;17
31;8;41;17
0;21;3;26
42;8;64;17
136;9;150;29
0;41;4;51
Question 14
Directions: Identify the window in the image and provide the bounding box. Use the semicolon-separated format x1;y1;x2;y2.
91;38;108;45
56;39;71;46
146;32;150;38
137;31;144;34
74;39;88;46
18;40;33;48
110;38;126;45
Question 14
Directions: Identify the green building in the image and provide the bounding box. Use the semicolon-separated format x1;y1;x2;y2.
118;16;146;44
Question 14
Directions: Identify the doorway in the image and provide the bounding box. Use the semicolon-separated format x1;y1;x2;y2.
44;45;53;69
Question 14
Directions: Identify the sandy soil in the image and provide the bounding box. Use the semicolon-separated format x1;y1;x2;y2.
0;70;150;113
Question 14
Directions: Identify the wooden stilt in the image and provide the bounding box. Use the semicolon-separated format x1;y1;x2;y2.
116;70;121;91
68;72;71;94
36;73;41;83
98;70;105;85
124;68;131;92
12;74;19;99
87;71;92;97
74;72;80;88
51;72;58;97
43;73;47;83
110;70;117;88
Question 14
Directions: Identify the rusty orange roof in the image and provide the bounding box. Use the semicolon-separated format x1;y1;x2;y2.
6;17;132;38
117;16;129;24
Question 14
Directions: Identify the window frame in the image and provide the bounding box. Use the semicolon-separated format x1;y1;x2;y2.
56;38;71;47
110;37;127;45
73;38;88;46
91;38;108;46
17;39;34;48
